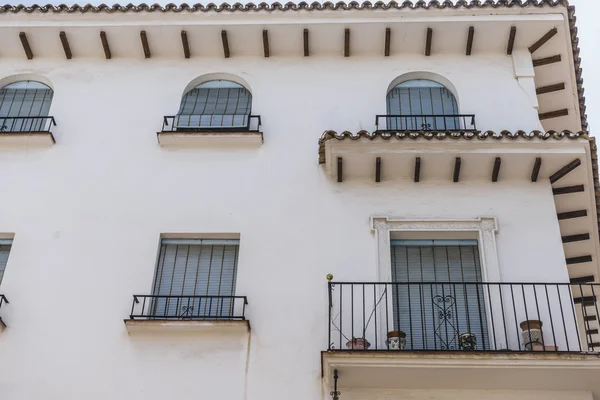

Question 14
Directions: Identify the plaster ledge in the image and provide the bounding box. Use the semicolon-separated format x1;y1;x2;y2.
124;319;250;334
157;131;263;147
0;132;55;147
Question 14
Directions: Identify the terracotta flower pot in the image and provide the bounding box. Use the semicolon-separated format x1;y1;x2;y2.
519;320;543;331
346;338;371;350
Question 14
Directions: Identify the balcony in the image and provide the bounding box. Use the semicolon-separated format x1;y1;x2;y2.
374;114;477;133
124;294;249;334
0;295;8;331
0;116;56;147
322;281;600;395
157;114;263;147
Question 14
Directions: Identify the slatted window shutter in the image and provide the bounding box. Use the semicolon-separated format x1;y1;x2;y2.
151;239;239;319
0;240;13;286
0;82;53;132
391;240;489;350
176;82;252;129
386;80;459;130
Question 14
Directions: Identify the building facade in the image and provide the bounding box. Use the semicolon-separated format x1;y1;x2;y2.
0;1;599;399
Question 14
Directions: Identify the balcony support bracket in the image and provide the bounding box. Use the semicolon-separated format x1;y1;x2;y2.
330;369;340;400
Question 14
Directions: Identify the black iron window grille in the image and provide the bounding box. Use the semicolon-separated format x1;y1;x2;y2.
379;79;476;131
164;80;259;132
328;281;599;353
0;81;55;133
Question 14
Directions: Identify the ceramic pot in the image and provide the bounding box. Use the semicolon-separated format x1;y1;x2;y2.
346;338;371;350
520;320;543;350
459;333;477;350
386;330;406;350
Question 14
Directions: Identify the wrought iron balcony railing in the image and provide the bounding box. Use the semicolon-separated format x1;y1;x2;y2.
375;114;476;132
0;116;56;133
129;295;248;321
328;281;598;353
161;115;262;132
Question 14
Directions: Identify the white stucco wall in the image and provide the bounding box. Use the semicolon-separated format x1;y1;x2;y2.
0;53;568;399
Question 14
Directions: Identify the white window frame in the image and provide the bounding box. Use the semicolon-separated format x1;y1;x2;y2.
370;216;502;349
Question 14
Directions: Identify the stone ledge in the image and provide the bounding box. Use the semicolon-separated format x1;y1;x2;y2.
157;131;263;147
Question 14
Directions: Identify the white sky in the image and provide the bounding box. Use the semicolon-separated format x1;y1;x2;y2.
11;0;600;132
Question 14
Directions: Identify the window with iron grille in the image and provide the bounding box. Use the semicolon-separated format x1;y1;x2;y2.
0;81;53;132
391;240;489;351
386;79;460;130
175;80;252;130
0;239;12;286
151;239;239;319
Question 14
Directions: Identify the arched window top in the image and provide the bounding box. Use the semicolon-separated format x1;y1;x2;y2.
0;80;53;119
176;79;252;129
2;80;52;91
393;79;445;89
385;78;467;131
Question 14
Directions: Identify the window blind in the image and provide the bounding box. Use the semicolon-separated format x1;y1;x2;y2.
390;241;489;350
151;239;240;318
0;240;13;286
386;80;459;130
176;82;252;129
0;82;53;132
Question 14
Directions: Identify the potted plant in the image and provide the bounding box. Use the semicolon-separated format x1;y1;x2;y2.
459;332;477;350
386;330;406;350
520;319;543;350
345;337;371;350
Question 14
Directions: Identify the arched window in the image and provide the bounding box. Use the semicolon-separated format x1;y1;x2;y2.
0;80;53;132
175;80;252;130
385;79;467;131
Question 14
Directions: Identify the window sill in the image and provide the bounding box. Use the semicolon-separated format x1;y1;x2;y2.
157;131;263;147
0;132;55;147
124;319;250;335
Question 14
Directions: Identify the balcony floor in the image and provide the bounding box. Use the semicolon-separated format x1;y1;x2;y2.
322;350;600;395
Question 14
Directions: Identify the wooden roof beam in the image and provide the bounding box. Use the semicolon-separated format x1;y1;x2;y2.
19;32;33;60
552;185;584;195
140;30;151;58
549;159;581;184
303;29;309;57
466;26;474;56
557;210;587;220
531;157;542;182
181;30;190;59
507;26;516;55
536;82;565;95
425;28;432;56
529;27;558;53
453;157;461;183
492;157;501;182
562;234;591;244
414;157;421;183
344;28;350;57
100;31;111;59
384;28;390;57
539;109;569;120
221;30;230;58
263;29;270;58
533;54;561;67
59;31;72;59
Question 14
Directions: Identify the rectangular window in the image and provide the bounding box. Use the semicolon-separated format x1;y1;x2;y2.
0;239;12;286
391;240;489;350
151;238;240;319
